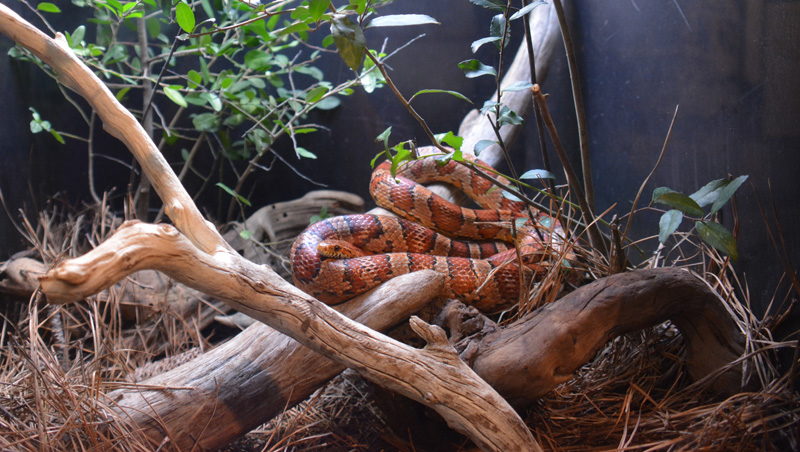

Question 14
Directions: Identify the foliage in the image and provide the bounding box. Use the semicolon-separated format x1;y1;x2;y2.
652;175;748;260
10;0;411;217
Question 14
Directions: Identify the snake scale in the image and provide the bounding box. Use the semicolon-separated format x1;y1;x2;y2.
290;151;564;312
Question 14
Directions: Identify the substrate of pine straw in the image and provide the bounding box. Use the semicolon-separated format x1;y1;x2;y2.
0;204;797;451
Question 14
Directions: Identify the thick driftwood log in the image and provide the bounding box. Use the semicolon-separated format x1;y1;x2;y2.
441;268;745;405
0;5;539;451
109;270;444;450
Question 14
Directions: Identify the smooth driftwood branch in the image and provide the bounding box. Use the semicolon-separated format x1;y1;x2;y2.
37;221;538;451
109;270;445;450
440;268;745;405
0;5;538;451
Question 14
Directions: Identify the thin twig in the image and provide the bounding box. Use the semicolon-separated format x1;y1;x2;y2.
521;0;555;194
551;0;594;209
532;84;606;255
622;105;679;242
87;112;101;204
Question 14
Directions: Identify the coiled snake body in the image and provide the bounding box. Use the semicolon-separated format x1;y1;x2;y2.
290;152;563;311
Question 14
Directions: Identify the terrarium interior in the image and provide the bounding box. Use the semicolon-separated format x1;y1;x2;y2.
0;0;797;450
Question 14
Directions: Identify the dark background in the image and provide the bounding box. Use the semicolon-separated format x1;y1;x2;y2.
1;0;798;316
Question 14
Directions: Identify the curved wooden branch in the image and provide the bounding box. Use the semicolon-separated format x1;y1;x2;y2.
109;270;445;450
37;221;537;451
0;5;538;450
444;268;745;405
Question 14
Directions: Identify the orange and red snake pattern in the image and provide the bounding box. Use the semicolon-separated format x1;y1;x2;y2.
290;152;564;311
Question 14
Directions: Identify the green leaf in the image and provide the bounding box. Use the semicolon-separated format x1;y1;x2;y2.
330;15;367;71
216;182;251;207
203;92;222;111
520;169;555;180
348;0;367;15
306;86;329;103
308;0;329;21
279;21;310;36
192;112;219;132
652;187;673;202
296;147;317;159
389;143;412;176
49;129;65;144
115;86;131;101
470;36;500;53
69;25;86;47
473;139;495;155
497;105;523;126
658;209;683;243
36;2;61;13
435;131;463;151
370;151;387;169
163;85;188;108
409;89;472;104
145;17;160;38
184;93;207;107
458;59;496;78
652;187;705;217
239;229;252;240
244;50;271;71
489;14;507;48
104;0;123;13
295;65;324;81
30;120;43;134
503;81;533;92
510;1;545;20
468;0;505;11
200;0;214;19
186;69;203;88
376;126;392;148
121;1;138;15
695;221;738;260
175;1;195;33
249;77;266;89
359;55;385;93
290;6;311;21
689;178;727;207
710;175;748;214
366;14;439;28
315;96;341;110
309;206;332;224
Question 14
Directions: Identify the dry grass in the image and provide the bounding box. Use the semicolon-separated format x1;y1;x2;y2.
0;195;797;451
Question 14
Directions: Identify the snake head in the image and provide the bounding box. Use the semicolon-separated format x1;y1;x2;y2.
317;239;368;259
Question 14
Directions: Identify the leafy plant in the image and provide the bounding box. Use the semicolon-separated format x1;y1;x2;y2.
652;175;748;260
11;0;406;219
